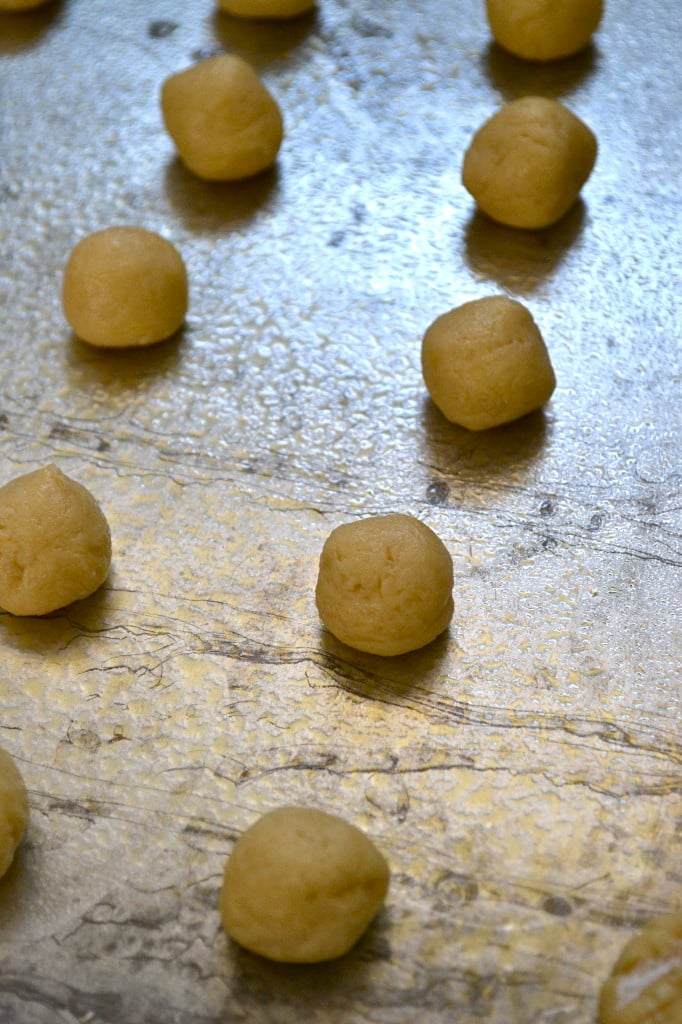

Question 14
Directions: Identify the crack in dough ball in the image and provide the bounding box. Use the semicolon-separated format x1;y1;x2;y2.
0;465;111;616
462;96;597;229
161;55;283;181
220;806;390;962
315;513;454;656
62;227;188;349
0;747;28;881
421;295;556;430
216;0;315;18
486;0;603;62
599;912;682;1024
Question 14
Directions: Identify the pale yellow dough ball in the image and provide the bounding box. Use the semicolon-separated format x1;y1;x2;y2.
421;296;555;430
486;0;603;62
0;747;29;881
316;513;454;656
62;227;187;349
599;912;682;1024
216;0;315;18
0;465;111;616
220;807;389;962
462;96;597;229
161;54;283;181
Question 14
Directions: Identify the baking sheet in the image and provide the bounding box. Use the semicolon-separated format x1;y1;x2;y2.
0;1;680;1021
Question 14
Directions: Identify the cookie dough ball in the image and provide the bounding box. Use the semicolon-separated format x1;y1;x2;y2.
599;912;682;1024
62;226;188;348
0;464;111;616
220;807;389;962
161;54;283;181
0;747;29;881
316;513;454;656
486;0;603;62
422;296;555;430
216;0;315;18
462;96;597;229
0;1;54;10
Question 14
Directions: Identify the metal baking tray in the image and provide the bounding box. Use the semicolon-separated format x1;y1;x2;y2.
0;1;680;1021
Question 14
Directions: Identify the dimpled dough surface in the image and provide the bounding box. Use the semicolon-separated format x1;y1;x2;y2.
462;96;597;229
599;912;682;1024
219;807;390;963
62;226;188;349
216;0;315;18
0;464;111;616
0;747;29;881
315;513;454;656
485;0;603;61
160;54;283;181
421;295;556;430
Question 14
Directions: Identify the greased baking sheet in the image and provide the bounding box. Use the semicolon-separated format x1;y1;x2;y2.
0;1;680;1022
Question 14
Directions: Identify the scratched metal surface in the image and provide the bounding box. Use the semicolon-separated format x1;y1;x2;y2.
0;1;680;1022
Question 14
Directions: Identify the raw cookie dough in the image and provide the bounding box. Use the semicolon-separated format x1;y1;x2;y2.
0;464;111;616
0;1;53;10
0;746;29;881
462;96;597;229
216;0;315;18
486;0;603;62
219;806;389;962
62;226;188;348
599;912;682;1024
421;295;556;430
161;54;283;181
315;513;454;656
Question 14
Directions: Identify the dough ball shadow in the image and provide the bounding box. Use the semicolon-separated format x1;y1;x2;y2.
0;845;30;924
64;326;185;392
227;908;390;1003
0;582;111;655
211;7;318;68
164;158;280;233
463;200;586;296
420;396;551;481
318;628;452;702
482;40;599;102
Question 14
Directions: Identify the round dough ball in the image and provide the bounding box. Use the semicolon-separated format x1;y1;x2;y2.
462;96;597;229
486;0;603;62
62;226;188;348
216;0;315;18
315;513;454;656
599;912;682;1024
0;464;111;616
219;806;389;962
421;296;556;430
0;746;29;881
160;54;283;181
0;1;54;10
